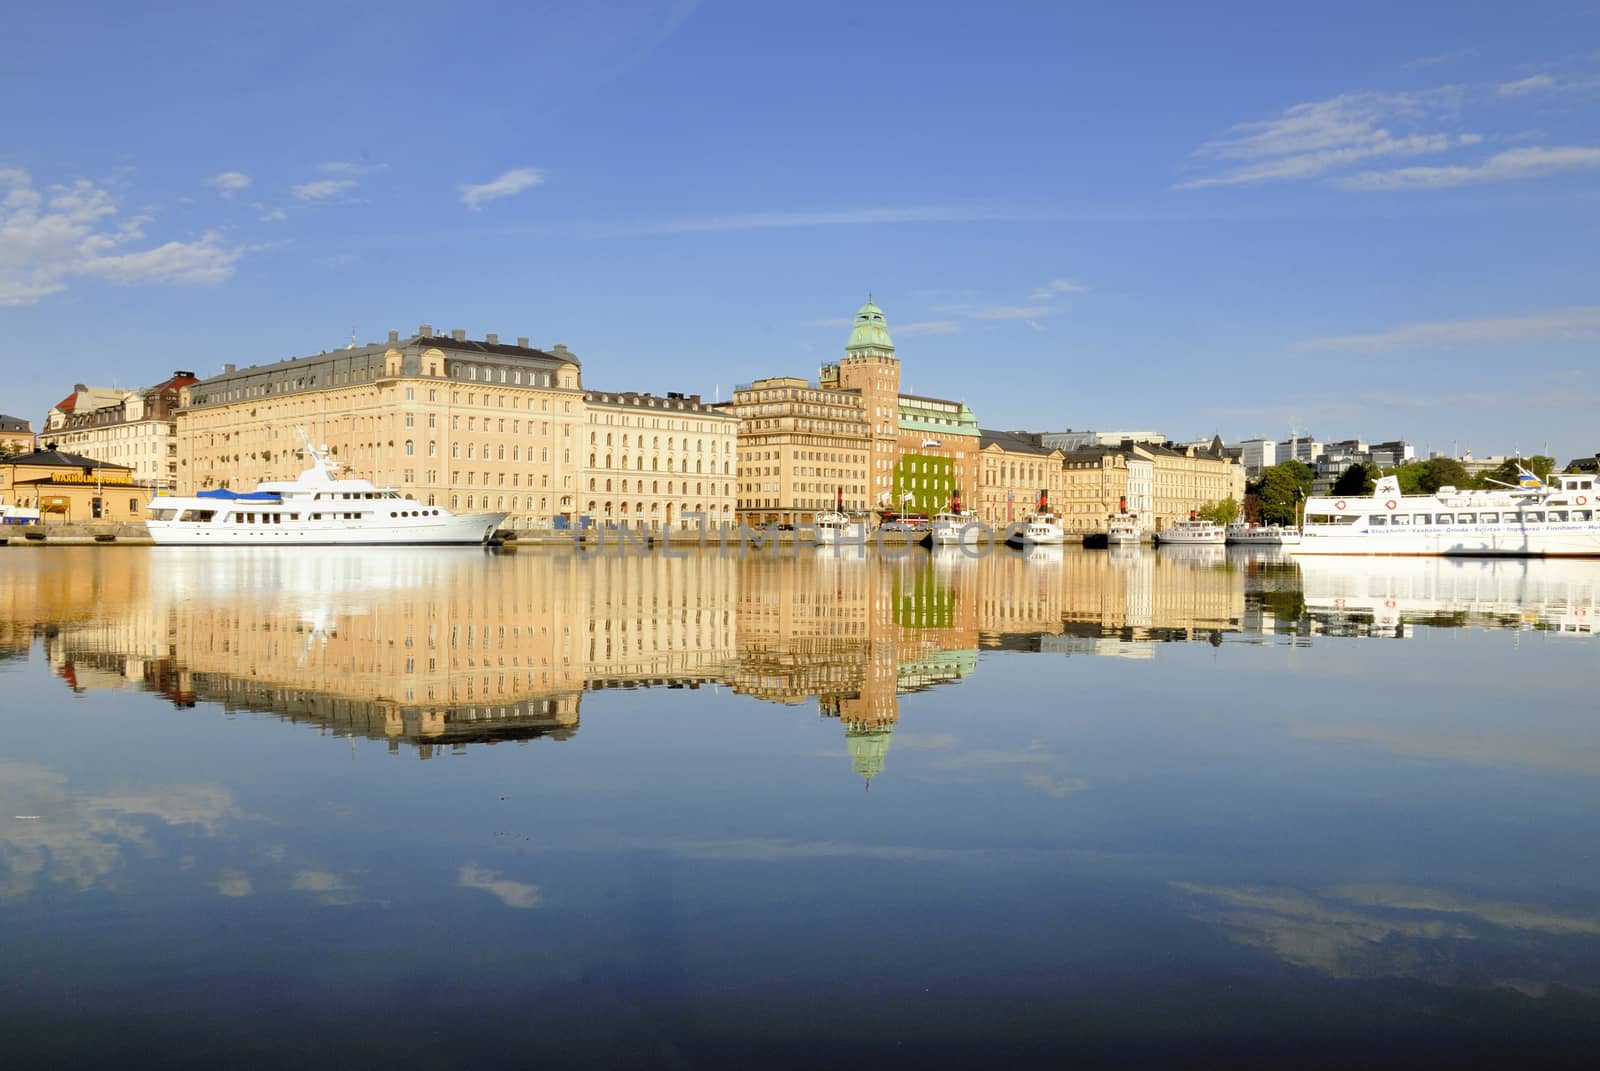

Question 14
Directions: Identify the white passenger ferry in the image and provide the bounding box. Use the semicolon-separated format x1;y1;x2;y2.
926;510;983;547
812;511;866;545
1226;521;1301;546
1155;517;1225;545
1295;473;1600;558
1106;515;1142;545
146;436;506;546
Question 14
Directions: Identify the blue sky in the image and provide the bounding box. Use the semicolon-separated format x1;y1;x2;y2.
3;0;1598;461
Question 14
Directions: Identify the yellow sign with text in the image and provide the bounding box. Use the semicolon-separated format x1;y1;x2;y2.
52;472;135;485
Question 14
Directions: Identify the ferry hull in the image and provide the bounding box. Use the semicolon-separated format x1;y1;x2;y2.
1292;527;1600;558
147;512;507;546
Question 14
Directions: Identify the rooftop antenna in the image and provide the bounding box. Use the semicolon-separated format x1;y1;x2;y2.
346;325;357;351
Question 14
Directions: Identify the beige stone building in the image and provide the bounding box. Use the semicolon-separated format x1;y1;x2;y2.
720;376;870;526
45;372;196;491
1059;442;1243;532
976;430;1067;527
177;327;586;529
581;389;739;532
0;413;33;455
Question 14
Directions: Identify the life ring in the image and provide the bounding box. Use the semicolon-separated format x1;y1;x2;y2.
1385;500;1397;511
1578;496;1588;506
1384;599;1396;609
1333;499;1347;511
1575;607;1587;617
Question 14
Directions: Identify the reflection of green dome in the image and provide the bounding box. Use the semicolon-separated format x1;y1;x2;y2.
846;726;893;786
846;300;895;355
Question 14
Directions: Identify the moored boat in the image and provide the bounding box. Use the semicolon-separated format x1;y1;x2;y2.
1226;521;1301;546
1005;489;1066;547
1155;516;1225;545
1294;472;1600;558
1107;514;1142;545
145;432;506;546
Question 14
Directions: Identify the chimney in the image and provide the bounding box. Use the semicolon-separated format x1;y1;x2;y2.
387;330;399;343
451;329;466;341
75;383;87;392
517;337;529;348
223;363;236;374
485;333;498;345
419;323;433;337
552;344;570;357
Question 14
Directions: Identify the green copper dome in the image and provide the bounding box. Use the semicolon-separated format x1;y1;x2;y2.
846;300;895;355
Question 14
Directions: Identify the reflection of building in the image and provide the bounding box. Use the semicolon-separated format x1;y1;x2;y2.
46;372;197;490
579;390;738;531
0;445;136;522
178;327;586;529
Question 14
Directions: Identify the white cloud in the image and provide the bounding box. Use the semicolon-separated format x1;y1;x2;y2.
255;205;288;222
1028;278;1087;300
1176;88;1479;188
896;320;961;336
1336;145;1600;189
0;171;247;305
1296;307;1600;352
292;178;357;200
1499;74;1557;96
459;167;544;210
458;864;542;908
208;171;251;197
316;160;388;177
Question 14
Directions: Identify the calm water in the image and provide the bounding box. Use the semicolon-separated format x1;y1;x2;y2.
3;544;1599;1068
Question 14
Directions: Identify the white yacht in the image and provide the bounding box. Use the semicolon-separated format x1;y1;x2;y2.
1226;521;1301;546
1155;517;1225;545
145;435;506;546
1106;514;1142;545
1296;473;1600;558
812;511;866;545
1;496;41;525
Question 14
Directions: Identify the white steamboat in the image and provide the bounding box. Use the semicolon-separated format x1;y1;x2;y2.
146;434;506;546
1295;473;1600;558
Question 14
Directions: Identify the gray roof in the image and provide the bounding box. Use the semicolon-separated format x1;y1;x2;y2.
3;446;123;469
980;429;1058;457
0;413;30;433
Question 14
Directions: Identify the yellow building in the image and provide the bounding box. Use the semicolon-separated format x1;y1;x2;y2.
1142;440;1246;527
721;376;871;526
177;327;586;529
0;445;137;522
580;389;739;532
1059;442;1243;532
977;430;1067;527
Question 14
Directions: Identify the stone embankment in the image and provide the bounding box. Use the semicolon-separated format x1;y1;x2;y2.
0;522;154;546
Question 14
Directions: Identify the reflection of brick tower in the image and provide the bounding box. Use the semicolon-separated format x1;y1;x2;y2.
829;300;901;511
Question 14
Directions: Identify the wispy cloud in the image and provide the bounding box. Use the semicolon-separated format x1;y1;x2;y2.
1499;74;1557;96
1;171;249;305
458;865;542;908
1027;278;1087;300
1296;307;1600;352
933;303;1057;321
292;178;357;201
896;320;961;336
460;167;544;210
316;160;388;177
1337;145;1600;189
596;205;1037;237
208;171;250;197
252;203;288;223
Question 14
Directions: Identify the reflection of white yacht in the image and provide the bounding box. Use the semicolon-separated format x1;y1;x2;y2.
1157;543;1227;566
1018;543;1064;564
813;511;866;545
1298;555;1600;635
1297;472;1600;557
147;433;505;546
1156;517;1225;545
1226;522;1301;546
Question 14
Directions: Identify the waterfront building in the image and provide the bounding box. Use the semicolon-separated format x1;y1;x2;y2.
44;371;196;491
1058;441;1240;532
1059;449;1137;534
977;430;1066;526
580;389;738;531
44;384;125;432
1041;429;1164;452
720;376;870;526
820;301;980;514
1146;440;1245;526
177;327;586;529
0;445;136;522
1;413;34;455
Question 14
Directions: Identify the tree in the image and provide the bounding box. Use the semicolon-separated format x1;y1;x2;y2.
1418;457;1470;493
1196;497;1239;524
0;441;23;459
1331;463;1374;497
1247;462;1312;526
